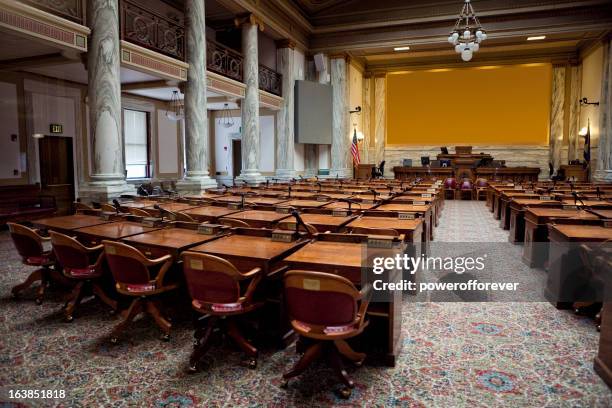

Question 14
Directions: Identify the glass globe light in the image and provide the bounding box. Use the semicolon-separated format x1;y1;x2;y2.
452;32;459;41
461;48;473;62
463;30;471;39
472;43;480;52
448;35;455;44
476;30;483;38
481;32;487;41
454;44;462;53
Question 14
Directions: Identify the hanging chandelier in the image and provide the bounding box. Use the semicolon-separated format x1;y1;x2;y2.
447;0;487;62
166;90;184;121
218;103;235;128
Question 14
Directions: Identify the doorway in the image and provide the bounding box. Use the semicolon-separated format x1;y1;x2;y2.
39;136;75;215
232;139;242;179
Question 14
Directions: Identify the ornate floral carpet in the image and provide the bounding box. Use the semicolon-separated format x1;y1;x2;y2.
0;201;611;407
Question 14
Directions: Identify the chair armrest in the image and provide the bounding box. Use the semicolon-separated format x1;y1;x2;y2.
266;265;287;279
242;268;264;302
144;254;173;266
240;267;263;280
398;233;406;242
85;244;104;252
356;283;373;324
153;257;174;287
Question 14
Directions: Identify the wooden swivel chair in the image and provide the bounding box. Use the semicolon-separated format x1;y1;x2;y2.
219;218;251;228
102;241;177;343
74;202;94;211
181;252;264;371
473;178;488;201
50;231;117;321
281;271;372;398
174;212;195;222
100;203;117;212
456;179;473;200
276;221;319;235
443;178;457;200
128;207;151;217
7;222;64;304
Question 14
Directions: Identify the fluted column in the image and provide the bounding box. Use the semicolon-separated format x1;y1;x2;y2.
362;74;372;164
568;64;582;161
275;40;297;179
236;14;265;185
374;74;387;167
549;65;566;171
80;0;130;202
177;0;217;192
595;38;612;181
330;54;351;178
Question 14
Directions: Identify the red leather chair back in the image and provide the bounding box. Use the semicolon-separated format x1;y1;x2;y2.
460;180;473;190
7;222;43;259
475;178;488;188
284;271;357;327
50;232;91;270
182;253;241;304
444;178;457;189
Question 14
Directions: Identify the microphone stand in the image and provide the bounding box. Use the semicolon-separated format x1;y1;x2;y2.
112;199;122;215
290;209;312;238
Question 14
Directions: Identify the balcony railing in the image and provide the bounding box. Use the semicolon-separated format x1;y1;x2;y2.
119;0;185;61
206;39;244;82
21;0;85;24
259;64;282;96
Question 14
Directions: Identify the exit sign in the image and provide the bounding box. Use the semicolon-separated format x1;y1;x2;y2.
50;124;63;134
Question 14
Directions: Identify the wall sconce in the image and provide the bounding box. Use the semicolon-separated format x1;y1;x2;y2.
578;127;588;136
356;131;364;141
349;106;361;114
580;97;599;107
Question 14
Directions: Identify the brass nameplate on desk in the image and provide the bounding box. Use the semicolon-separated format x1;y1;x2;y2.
142;217;163;227
332;209;350;217
398;212;415;220
427;188;436;193
228;203;242;210
413;201;426;206
197;201;211;206
316;196;329;202
367;237;395;249
276;207;291;214
563;205;578;210
271;229;297;242
539;196;553;201
197;223;223;235
362;199;375;204
514;185;523;190
525;190;534;194
507;183;515;187
421;193;432;198
99;212;115;220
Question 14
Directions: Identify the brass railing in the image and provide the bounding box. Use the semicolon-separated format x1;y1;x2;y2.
119;0;185;61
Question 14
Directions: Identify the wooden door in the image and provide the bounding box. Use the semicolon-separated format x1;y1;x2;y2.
232;139;242;179
39;136;74;215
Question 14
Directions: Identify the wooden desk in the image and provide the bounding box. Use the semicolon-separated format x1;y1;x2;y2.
118;200;159;209
297;213;357;233
499;193;541;229
355;163;375;179
221;210;291;228
181;206;243;223
561;200;612;209
508;199;560;243
122;227;225;259
73;221;161;246
33;214;112;234
592;209;612;219
374;203;433;242
182;193;224;200
346;216;423;243
546;224;612;308
283;238;402;366
523;209;599;268
277;200;328;209
392;167;454;180
560;164;588;182
322;201;378;211
144;202;201;214
189;231;306;274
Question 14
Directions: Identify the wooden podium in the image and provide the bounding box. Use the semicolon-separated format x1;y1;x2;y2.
355;163;375;179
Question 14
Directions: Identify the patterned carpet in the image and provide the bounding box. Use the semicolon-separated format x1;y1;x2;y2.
0;200;611;407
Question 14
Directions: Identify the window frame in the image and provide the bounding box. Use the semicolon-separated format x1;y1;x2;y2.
122;108;152;180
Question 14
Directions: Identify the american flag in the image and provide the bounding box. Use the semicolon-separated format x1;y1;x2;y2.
351;129;360;165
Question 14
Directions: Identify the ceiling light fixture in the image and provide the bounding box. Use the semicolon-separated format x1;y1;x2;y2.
394;46;410;51
527;36;546;41
447;0;487;62
218;103;235;128
166;90;184;121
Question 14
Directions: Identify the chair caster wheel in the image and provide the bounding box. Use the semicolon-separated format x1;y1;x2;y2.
597;324;601;332
64;315;73;323
110;337;118;344
11;291;19;299
187;364;198;374
338;387;352;399
193;339;200;347
354;359;364;367
35;298;43;305
108;309;116;316
280;379;289;389
574;308;580;314
242;357;257;369
161;334;170;342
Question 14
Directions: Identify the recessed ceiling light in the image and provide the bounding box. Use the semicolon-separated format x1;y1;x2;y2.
527;36;546;41
394;46;410;51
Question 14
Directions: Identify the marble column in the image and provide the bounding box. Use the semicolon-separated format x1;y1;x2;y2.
568;65;582;162
374;75;386;167
80;0;130;202
330;55;351;178
595;38;612;181
549;66;566;171
275;40;297;179
236;15;265;185
177;0;217;192
362;74;372;164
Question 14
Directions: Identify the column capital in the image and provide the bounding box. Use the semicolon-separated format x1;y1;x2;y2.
275;39;296;49
329;52;351;63
234;13;264;31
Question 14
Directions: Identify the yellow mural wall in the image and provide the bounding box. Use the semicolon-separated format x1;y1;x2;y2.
386;63;552;146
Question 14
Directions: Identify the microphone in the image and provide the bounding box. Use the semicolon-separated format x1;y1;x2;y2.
572;191;585;208
316;182;322;193
287;185;292;198
597;187;601;200
337;197;359;211
369;188;380;200
299;175;304;181
290;208;313;238
112;199;122;214
153;204;172;221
